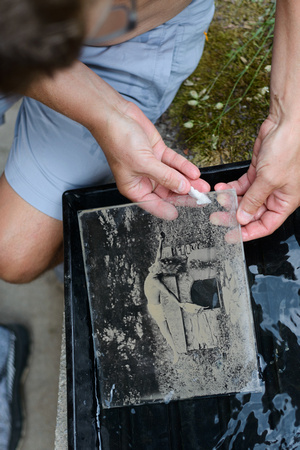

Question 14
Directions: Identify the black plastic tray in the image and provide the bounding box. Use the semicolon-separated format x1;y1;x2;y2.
63;161;300;449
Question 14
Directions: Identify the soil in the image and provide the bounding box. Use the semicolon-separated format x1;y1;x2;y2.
156;0;274;167
156;112;185;157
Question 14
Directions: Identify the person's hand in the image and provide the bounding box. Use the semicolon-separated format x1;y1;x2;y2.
214;116;300;241
25;62;210;220
25;62;209;220
93;101;211;219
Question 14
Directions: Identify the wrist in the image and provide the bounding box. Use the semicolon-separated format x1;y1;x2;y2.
87;84;128;136
269;86;300;126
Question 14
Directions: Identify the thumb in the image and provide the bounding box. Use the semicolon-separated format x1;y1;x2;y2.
237;176;273;225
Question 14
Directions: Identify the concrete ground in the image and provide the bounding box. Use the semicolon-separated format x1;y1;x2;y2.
0;102;64;449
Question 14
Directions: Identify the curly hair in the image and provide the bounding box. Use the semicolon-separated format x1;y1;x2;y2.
0;0;84;93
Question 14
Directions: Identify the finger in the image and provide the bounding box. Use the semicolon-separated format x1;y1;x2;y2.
225;228;242;244
158;145;201;180
215;172;251;196
240;209;287;241
137;193;179;220
191;178;211;193
137;156;193;195
253;204;268;221
216;191;237;210
153;183;212;209
209;212;241;244
214;182;234;191
159;145;211;192
118;175;179;220
210;211;237;228
210;202;267;229
237;176;275;225
154;178;211;200
170;194;211;208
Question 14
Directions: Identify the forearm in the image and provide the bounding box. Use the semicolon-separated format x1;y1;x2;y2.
24;60;127;133
270;0;300;121
22;57;209;216
215;0;300;240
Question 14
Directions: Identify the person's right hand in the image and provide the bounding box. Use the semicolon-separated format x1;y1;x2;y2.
26;61;210;219
92;100;211;219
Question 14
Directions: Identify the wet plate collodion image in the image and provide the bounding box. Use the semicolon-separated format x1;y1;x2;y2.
78;190;260;409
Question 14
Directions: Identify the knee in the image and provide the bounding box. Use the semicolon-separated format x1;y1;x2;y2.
0;173;63;283
0;236;63;284
0;247;41;284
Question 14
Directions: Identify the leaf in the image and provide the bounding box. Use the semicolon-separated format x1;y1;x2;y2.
258;86;269;95
184;79;194;86
183;121;194;129
211;134;219;150
189;90;199;100
201;94;210;102
215;102;224;110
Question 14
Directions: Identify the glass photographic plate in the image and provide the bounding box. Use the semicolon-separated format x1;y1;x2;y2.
78;189;261;409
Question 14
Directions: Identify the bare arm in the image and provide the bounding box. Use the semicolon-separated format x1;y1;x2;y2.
215;0;300;241
25;61;210;219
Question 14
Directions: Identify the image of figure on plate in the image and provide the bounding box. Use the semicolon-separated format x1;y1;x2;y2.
78;195;260;407
144;231;218;363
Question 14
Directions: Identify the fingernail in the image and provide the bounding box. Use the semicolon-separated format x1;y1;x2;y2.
209;213;221;225
176;180;187;194
238;209;254;225
217;193;231;208
225;229;240;244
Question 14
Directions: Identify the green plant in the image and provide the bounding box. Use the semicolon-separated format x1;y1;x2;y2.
169;0;275;167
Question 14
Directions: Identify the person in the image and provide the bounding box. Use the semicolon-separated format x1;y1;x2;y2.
144;261;182;364
0;0;299;284
144;232;204;363
0;0;214;283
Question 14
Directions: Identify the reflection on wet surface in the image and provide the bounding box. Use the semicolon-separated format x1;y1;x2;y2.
215;215;300;449
98;209;300;449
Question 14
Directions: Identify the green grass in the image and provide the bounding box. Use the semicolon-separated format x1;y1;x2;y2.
169;0;275;166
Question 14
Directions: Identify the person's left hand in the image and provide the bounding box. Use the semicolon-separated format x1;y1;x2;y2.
214;116;300;241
